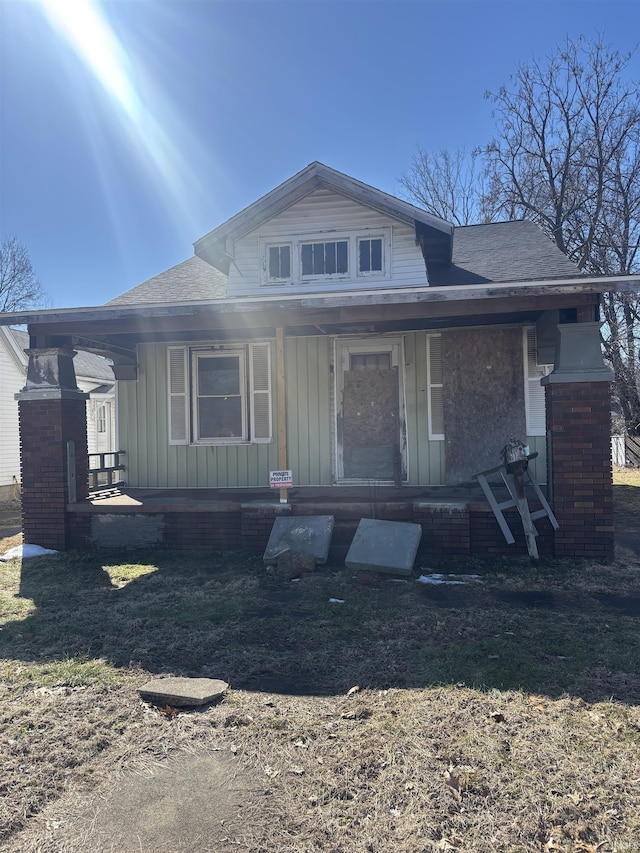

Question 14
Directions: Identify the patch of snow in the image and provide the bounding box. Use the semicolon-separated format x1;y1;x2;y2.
417;572;483;586
417;574;464;585
0;544;58;561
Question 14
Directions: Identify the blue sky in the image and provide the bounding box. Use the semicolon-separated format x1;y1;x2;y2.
1;0;638;308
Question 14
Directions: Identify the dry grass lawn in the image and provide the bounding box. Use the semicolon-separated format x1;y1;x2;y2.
1;481;640;851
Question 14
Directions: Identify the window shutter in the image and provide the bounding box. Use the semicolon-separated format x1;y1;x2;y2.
168;346;189;444
250;342;272;442
524;327;551;436
427;334;444;440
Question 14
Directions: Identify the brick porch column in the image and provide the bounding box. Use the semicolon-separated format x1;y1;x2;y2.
17;348;89;550
542;323;614;560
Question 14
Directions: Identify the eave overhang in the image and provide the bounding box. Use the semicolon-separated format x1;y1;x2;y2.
1;273;636;328
1;274;637;361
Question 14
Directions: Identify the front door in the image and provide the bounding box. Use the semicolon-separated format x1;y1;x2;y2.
336;339;406;483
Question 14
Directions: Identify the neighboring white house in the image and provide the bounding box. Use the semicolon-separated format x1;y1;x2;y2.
0;327;116;500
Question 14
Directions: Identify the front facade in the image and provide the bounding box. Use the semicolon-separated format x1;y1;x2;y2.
3;163;637;560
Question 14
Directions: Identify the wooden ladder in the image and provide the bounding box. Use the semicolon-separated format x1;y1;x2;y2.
472;456;559;559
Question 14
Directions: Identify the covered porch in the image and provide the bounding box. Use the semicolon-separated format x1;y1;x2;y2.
5;277;625;562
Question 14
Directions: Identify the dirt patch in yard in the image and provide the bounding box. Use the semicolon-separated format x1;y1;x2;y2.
15;746;267;853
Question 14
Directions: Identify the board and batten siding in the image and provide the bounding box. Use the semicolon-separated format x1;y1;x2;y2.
117;343;278;488
227;188;428;297
116;336;547;489
404;332;446;485
285;336;333;485
117;335;453;489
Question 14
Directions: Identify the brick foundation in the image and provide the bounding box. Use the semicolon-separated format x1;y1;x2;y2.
19;397;88;550
545;381;613;560
469;504;555;559
414;503;470;562
66;498;559;563
241;503;292;552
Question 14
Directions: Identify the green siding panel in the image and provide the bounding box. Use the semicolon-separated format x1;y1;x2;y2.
285;337;332;485
119;343;278;488
403;332;445;486
116;336;452;489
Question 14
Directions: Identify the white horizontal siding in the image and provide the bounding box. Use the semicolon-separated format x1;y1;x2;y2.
0;345;23;487
228;188;427;296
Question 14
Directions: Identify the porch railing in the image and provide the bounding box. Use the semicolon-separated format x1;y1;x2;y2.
88;451;126;492
625;435;640;468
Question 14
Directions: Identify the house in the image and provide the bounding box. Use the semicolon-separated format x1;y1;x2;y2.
2;163;638;559
0;326;115;501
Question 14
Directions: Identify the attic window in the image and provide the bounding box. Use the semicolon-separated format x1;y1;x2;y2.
259;228;390;287
267;245;291;281
358;238;383;274
301;240;348;277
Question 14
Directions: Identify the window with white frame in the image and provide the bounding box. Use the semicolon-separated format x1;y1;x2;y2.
260;228;390;286
301;239;348;277
524;326;553;435
168;343;272;445
358;237;383;274
193;351;246;441
427;333;444;440
266;244;291;282
96;404;107;434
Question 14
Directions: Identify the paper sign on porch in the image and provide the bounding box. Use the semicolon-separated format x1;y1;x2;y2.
270;470;293;489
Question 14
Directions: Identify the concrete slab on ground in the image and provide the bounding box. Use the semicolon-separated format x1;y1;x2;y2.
139;677;228;707
263;515;334;564
345;518;422;576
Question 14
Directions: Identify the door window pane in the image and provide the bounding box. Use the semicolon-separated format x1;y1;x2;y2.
350;352;392;371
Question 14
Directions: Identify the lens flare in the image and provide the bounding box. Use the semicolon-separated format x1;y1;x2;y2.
33;0;208;244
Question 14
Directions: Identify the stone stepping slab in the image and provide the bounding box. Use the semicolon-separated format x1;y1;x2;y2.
139;677;228;707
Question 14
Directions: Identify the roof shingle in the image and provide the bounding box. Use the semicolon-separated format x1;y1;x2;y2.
429;220;581;286
107;256;227;306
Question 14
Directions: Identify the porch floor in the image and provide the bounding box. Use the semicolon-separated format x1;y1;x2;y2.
74;482;542;514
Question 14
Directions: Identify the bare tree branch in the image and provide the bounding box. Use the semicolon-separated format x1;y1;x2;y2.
406;37;640;435
398;147;488;225
0;237;45;312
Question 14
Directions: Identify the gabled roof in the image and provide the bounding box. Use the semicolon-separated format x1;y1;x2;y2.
429;220;582;286
194;161;455;273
